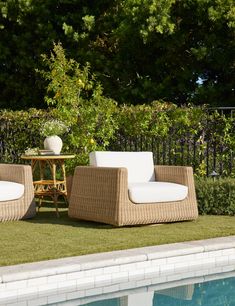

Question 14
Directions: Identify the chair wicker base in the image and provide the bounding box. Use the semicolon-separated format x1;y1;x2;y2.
68;166;198;226
0;198;36;222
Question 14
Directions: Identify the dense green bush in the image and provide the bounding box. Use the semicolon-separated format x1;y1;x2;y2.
196;177;235;215
117;102;206;137
0;109;49;162
1;100;235;177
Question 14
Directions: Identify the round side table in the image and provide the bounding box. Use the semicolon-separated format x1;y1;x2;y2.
21;154;75;217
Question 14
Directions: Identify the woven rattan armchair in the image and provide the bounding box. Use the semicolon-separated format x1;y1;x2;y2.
68;152;198;226
0;164;36;221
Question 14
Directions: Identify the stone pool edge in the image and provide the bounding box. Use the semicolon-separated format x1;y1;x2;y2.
0;235;235;304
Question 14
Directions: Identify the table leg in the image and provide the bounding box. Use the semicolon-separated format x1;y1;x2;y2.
31;160;42;211
31;160;37;175
38;160;46;209
61;160;67;194
53;192;59;218
51;160;59;217
60;160;69;205
38;196;44;212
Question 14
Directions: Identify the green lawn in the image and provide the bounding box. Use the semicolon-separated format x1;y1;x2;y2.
1;205;235;266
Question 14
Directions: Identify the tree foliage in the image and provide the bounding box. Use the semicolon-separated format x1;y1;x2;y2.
0;0;234;109
39;43;118;167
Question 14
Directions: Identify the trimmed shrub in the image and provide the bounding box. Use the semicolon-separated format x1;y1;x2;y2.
0;109;50;163
196;177;235;215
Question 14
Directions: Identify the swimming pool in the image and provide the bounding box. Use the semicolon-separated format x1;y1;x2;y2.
1;236;235;305
53;272;235;306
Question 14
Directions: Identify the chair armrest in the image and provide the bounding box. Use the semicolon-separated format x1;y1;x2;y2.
0;163;33;185
154;165;194;186
70;166;129;221
0;164;35;204
71;166;128;200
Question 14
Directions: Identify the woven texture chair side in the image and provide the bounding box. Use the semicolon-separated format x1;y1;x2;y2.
0;164;36;221
69;165;198;226
154;165;198;221
69;166;127;225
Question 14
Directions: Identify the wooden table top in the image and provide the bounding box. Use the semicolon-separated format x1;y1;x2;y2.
21;154;75;160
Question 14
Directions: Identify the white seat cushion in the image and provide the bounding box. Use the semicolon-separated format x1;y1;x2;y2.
128;182;188;203
0;181;24;202
89;151;155;183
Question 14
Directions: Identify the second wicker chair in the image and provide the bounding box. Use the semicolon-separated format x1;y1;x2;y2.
68;151;198;226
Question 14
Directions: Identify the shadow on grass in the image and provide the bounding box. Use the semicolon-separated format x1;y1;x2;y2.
27;199;191;230
25;202;113;229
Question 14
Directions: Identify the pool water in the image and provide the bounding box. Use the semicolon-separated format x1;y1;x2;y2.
79;276;235;306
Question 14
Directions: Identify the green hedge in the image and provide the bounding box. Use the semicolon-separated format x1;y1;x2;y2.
0;109;49;163
196;177;235;216
0;101;235;177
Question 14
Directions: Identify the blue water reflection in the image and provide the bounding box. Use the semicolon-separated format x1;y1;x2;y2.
83;277;235;306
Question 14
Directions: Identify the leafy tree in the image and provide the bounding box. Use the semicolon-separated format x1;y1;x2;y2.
83;0;234;106
0;0;101;109
0;0;234;108
39;43;118;167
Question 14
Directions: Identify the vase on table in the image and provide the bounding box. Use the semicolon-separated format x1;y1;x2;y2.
44;135;63;155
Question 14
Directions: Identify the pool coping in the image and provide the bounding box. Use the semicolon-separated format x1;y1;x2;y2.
0;235;235;304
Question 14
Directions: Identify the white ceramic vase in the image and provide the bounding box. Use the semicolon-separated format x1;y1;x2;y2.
44;135;63;155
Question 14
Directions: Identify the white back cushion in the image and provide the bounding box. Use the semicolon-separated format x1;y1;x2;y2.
89;151;155;183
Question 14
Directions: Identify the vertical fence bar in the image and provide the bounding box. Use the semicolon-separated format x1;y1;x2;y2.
173;139;177;166
186;134;190;166
151;136;155;163
157;139;160;164
193;136;197;172
213;141;217;172
229;150;233;175
219;143;224;175
162;138;166;165
140;135;143;151
124;135;127;151
180;139;184;165
206;139;210;176
168;133;172;165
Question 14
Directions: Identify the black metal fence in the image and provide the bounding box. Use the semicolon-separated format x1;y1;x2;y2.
0;107;235;177
110;107;235;177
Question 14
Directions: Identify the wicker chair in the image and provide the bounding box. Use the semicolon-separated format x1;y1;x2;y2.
68;152;198;226
0;164;36;221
